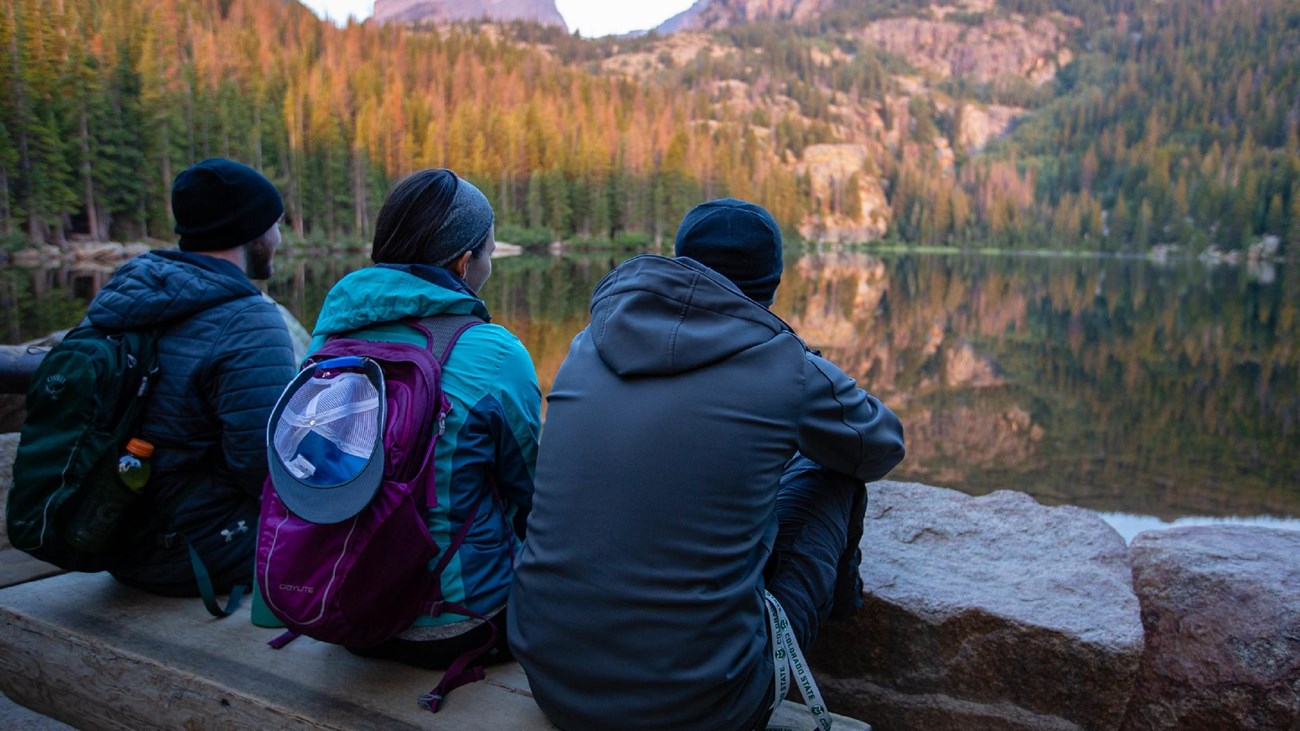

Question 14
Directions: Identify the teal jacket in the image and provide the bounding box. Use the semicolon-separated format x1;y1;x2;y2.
310;264;541;626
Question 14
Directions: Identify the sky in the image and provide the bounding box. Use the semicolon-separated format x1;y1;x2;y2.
297;0;699;37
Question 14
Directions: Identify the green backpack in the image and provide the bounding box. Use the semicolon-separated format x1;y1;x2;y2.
6;324;160;572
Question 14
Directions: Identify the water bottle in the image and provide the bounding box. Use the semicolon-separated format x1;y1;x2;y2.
65;438;154;553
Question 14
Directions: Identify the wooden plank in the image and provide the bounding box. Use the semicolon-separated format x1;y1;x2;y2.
0;573;556;731
0;573;870;730
0;549;63;590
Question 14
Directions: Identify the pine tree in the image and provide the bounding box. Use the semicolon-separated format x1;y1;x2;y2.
1264;193;1286;237
1288;193;1300;254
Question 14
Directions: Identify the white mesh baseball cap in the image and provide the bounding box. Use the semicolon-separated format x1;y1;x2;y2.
267;356;387;524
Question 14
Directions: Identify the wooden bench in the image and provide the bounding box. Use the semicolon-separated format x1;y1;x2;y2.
0;571;870;730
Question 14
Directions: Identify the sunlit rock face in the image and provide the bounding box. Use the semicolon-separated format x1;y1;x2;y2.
372;0;568;31
1124;527;1300;731
859;13;1075;86
656;0;1075;90
812;481;1144;730
657;0;837;34
796;144;890;244
956;103;1023;153
599;33;724;77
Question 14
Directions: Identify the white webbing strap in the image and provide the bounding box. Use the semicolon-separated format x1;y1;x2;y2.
764;590;833;731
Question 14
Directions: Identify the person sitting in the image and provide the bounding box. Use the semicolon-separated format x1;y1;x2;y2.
93;158;298;597
307;168;541;670
509;198;905;731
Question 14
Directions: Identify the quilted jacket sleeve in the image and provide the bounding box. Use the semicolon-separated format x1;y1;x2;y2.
208;296;298;495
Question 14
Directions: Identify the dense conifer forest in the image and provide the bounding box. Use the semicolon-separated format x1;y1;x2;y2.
0;0;1296;253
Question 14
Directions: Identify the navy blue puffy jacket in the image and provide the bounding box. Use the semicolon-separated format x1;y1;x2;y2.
85;250;296;588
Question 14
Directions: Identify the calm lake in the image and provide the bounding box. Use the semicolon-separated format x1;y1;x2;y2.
4;249;1298;538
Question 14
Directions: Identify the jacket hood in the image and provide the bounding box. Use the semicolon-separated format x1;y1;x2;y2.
589;255;791;377
87;250;262;330
311;263;490;338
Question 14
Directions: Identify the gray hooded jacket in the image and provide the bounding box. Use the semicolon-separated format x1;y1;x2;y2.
510;255;904;731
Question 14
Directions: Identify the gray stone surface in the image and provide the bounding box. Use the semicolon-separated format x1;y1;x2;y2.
0;432;17;549
811;481;1144;731
1122;525;1300;731
0;394;25;433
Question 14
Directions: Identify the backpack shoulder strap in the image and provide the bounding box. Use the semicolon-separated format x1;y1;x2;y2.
412;314;485;365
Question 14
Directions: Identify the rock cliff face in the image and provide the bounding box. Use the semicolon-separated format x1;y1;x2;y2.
372;0;568;31
955;102;1023;152
656;0;836;34
796;144;890;244
860;13;1075;85
599;33;725;77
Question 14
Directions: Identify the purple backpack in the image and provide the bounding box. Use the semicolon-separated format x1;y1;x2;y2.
257;316;485;708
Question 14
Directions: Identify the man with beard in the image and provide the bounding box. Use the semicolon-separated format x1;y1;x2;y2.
81;158;297;600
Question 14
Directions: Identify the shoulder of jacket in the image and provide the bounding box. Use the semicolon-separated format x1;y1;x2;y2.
204;295;291;345
448;323;533;381
460;322;526;352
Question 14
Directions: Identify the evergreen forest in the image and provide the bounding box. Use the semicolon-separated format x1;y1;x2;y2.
0;0;1297;254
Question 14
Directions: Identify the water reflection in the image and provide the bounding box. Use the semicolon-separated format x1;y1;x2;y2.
1100;512;1300;544
3;250;1297;523
775;252;1300;520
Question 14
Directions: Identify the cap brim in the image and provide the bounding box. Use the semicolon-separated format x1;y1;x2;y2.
266;360;387;525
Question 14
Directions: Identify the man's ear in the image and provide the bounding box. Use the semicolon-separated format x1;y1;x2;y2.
450;250;473;278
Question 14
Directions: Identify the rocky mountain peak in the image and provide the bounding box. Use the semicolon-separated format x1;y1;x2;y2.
373;0;568;31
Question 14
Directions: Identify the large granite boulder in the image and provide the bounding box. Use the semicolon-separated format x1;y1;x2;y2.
811;481;1144;730
1123;526;1300;730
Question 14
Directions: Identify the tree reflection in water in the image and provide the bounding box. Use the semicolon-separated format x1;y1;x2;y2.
776;252;1299;520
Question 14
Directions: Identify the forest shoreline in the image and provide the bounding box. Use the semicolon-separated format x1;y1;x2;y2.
2;236;1290;269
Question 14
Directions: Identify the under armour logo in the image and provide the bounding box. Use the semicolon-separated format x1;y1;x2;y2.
221;520;249;543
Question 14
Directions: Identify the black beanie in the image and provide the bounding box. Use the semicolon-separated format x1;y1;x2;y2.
172;158;284;252
674;198;783;305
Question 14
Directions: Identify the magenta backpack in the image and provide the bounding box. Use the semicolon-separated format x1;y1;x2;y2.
257;315;485;710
